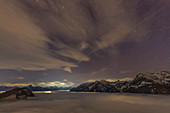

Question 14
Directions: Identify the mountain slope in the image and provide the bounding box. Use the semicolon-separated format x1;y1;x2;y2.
70;80;117;92
70;71;170;94
125;71;170;94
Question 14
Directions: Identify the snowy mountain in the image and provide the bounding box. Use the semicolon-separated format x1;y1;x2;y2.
70;71;170;94
124;71;170;94
70;80;116;92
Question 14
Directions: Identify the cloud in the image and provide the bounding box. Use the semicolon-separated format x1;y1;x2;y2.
0;0;87;71
120;70;132;74
87;77;133;82
1;80;74;87
0;0;161;72
55;48;90;62
90;68;107;76
105;77;133;82
1;83;34;87
63;79;67;82
64;67;72;73
42;73;48;76
16;77;24;80
37;81;74;87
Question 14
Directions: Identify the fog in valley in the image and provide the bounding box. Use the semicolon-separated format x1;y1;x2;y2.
0;92;170;113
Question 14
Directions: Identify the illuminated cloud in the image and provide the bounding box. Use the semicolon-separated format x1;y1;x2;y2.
87;77;133;82
0;0;169;86
105;78;133;82
0;0;149;71
1;80;74;87
0;0;88;71
16;77;24;80
1;83;34;87
37;81;74;87
64;67;72;73
63;79;67;82
55;49;90;62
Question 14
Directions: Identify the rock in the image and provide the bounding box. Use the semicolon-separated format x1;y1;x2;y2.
0;87;34;100
22;87;34;97
114;81;129;92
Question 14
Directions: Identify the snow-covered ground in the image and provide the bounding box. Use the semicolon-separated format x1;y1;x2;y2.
0;91;170;113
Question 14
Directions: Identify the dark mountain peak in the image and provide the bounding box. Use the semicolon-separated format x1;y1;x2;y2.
27;85;34;88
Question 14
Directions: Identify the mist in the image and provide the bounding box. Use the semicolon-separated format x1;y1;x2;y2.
0;92;170;113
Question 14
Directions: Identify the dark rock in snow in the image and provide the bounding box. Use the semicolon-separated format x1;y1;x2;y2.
0;87;34;100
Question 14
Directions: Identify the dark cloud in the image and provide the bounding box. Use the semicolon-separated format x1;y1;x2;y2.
0;0;170;86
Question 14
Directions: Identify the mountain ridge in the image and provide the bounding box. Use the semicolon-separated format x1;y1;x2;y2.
70;71;170;94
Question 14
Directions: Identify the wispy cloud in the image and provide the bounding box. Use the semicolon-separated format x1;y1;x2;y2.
105;77;133;82
0;0;150;71
1;80;74;87
0;1;88;71
63;67;72;73
87;77;133;82
63;79;67;82
37;81;74;87
90;68;107;76
0;0;168;76
1;83;34;87
16;77;24;80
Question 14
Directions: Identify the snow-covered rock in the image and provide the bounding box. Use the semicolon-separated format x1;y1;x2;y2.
70;80;116;92
70;71;170;94
125;71;170;94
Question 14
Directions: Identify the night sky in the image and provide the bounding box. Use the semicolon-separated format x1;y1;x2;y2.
0;0;170;87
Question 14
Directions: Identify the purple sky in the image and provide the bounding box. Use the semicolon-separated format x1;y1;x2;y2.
0;0;170;87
